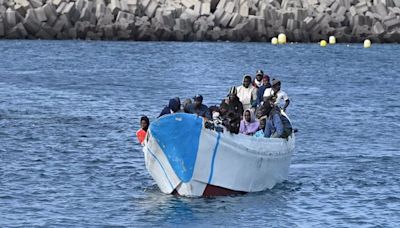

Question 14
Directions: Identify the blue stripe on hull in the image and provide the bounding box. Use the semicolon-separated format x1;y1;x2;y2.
146;147;174;191
208;132;221;184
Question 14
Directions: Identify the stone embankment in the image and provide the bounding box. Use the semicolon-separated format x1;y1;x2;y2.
1;0;400;42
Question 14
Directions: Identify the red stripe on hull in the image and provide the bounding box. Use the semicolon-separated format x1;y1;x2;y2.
203;184;246;197
171;185;246;197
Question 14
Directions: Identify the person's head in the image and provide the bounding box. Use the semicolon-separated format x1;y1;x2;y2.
182;98;192;113
209;105;219;114
243;109;255;123
140;116;150;131
193;94;203;107
271;78;281;92
255;70;264;82
242;75;252;88
244;110;251;122
262;75;270;85
168;97;181;113
228;86;237;101
219;102;229;115
263;96;275;116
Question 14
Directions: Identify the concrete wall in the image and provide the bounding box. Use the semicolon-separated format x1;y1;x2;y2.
0;0;399;42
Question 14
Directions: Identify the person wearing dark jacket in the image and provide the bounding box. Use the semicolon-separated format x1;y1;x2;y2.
158;97;181;117
220;86;244;118
186;94;211;119
254;75;271;107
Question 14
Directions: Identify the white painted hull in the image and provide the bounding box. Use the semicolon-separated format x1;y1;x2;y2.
143;113;295;197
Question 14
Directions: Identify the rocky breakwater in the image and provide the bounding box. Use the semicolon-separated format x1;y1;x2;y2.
0;0;400;42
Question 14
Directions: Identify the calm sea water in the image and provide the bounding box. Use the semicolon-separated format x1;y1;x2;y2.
0;40;399;227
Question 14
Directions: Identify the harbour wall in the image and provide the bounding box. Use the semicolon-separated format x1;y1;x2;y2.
1;0;400;42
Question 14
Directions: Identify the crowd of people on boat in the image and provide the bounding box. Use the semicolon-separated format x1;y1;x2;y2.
136;70;293;145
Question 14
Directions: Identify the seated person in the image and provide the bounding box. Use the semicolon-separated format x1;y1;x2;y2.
136;116;149;145
220;86;244;118
253;117;266;138
182;98;192;113
186;94;211;119
222;111;241;134
239;109;260;136
158;97;181;117
264;96;293;138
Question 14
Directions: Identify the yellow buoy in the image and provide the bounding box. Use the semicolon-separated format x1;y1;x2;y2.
271;37;278;45
320;40;327;47
364;39;371;48
329;36;336;44
278;33;287;44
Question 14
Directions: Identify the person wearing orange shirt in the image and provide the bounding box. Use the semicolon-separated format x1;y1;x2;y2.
136;116;149;145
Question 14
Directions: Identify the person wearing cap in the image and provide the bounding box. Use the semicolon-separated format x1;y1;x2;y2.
253;70;265;88
237;75;258;111
254;74;271;107
186;95;211;119
262;78;290;112
220;86;244;118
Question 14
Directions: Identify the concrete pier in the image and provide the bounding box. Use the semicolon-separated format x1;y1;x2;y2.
0;0;399;42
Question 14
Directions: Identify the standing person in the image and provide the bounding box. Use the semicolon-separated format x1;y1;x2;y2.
136;116;149;145
158;97;181;117
253;70;265;88
254;74;271;107
237;75;258;111
239;109;260;136
263;78;290;112
186;94;211;119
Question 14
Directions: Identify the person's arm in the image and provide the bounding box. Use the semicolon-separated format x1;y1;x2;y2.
283;99;290;112
255;89;262;107
272;113;283;137
238;102;244;117
158;107;168;117
204;108;211;120
264;120;272;137
281;91;290;111
239;120;245;134
251;88;258;106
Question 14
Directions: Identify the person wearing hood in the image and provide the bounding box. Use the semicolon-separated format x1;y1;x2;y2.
253;70;265;89
158;97;181;117
186;94;211;119
237;75;258;111
254;74;271;107
239;109;260;136
220;86;244;118
136;116;149;145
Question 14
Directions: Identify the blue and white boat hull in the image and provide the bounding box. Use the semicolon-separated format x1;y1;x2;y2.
143;113;295;197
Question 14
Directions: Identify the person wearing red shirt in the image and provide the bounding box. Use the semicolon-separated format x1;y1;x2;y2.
136;116;149;145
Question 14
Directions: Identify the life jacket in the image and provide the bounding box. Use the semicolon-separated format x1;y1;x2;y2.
269;107;292;138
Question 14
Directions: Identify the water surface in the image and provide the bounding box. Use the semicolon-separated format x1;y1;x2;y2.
0;41;399;226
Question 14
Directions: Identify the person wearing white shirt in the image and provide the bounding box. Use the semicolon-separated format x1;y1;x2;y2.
263;79;290;111
236;75;258;111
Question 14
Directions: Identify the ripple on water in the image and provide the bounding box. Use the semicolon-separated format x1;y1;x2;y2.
1;41;400;226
